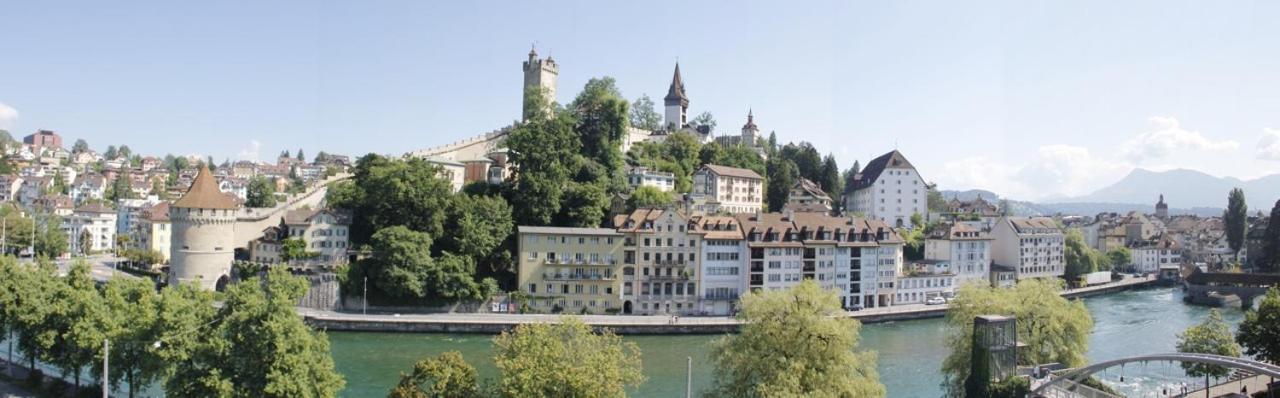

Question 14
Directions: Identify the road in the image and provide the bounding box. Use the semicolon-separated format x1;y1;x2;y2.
46;254;140;282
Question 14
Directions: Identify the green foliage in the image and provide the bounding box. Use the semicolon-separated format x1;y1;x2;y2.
1224;188;1248;258
356;226;491;302
572;76;629;193
556;181;609;227
1176;309;1241;378
0;207;35;255
328;154;454;244
281;237;319;262
778;142;823;184
1258;199;1280;273
765;157;798;212
246;176;277;208
941;279;1093;396
506;100;579;226
167;267;345;397
297;148;306;161
105;145;118;160
698;142;766;178
1105;247;1131;270
707;280;884;397
988;376;1030;398
627;186;673;210
35;214;68;258
1064;230;1101;284
493;317;644;398
629;94;662;131
690;111;716;133
388;351;480;398
927;185;947;213
442;194;515;277
1236;287;1280;364
627;132;702;192
820;154;842;206
107;173;138;202
963;332;990;398
101;278;167;397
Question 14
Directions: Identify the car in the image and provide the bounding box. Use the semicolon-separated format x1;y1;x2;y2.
926;296;947;305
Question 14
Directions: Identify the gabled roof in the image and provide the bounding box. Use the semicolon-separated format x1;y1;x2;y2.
172;164;239;210
849;150;916;191
791;178;831;201
699;164;762;180
664;63;689;106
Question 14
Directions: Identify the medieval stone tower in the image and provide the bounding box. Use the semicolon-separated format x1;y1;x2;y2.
522;46;558;119
169;164;239;290
664;63;689;129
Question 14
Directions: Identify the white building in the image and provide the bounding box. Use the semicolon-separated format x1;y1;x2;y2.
787;178;833;213
991;217;1065;280
1131;234;1182;274
134;202;171;263
626;166;676;192
425;156;466;193
691;164;763;214
116;196;161;249
64;202;118;254
925;223;992;287
844;150;928;228
614;208;700;315
281;208;351;266
692;215;747;316
895;268;956;305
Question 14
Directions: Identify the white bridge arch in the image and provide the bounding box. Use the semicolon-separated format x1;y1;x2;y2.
1030;353;1280;397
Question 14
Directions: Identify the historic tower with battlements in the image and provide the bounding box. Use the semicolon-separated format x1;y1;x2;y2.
169;164;239;290
522;46;558;120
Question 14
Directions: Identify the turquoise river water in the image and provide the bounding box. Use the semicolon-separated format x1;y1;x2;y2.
328;287;1249;397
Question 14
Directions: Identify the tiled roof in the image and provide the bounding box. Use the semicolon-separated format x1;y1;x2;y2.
75;201;114;214
700;164;763;180
518;226;621;236
172;164;239;210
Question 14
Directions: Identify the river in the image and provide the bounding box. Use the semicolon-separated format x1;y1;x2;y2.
328;287;1249;397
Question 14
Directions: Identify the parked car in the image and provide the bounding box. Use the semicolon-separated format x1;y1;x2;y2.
926;296;947;305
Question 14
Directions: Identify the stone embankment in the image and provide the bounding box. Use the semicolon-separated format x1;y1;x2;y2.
302;275;1158;335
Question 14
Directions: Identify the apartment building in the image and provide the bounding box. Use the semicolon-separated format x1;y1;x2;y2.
63;202;117;254
844;150;927;228
614;208;700;315
691;164;763;214
991;216;1065;280
1130;234;1182;274
134;202;171;263
925;223;992;287
517;226;625;314
692;215;747;316
626;166;676;192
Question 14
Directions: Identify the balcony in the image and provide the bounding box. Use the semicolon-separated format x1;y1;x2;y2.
700;293;740;301
542;258;617;266
542;272;616;281
648;274;690;282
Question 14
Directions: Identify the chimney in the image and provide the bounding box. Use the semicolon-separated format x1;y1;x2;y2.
783;208;794;221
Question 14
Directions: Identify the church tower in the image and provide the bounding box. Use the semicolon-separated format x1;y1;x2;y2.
664;63;689;129
1155;194;1169;220
522;46;558;120
741;109;760;145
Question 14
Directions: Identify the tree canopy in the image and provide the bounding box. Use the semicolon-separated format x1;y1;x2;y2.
765;157;798;212
629;94;662;132
707;280;884;397
1176;309;1240;380
1257;199;1280;273
1224;188;1248;260
493;317;645;397
246;176;278;208
627;186;673;211
1236;287;1280;364
388;351;481;398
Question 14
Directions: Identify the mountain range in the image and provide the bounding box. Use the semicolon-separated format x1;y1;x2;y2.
941;168;1280;218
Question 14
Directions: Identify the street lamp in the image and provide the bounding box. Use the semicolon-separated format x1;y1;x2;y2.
363;276;368;315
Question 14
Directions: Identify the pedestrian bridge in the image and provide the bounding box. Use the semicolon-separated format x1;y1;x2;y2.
1183;270;1280;309
1030;353;1280;397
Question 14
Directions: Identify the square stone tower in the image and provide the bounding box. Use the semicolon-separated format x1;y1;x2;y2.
522;46;558;120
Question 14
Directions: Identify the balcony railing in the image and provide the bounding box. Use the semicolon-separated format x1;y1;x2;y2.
542;273;616;281
542;258;617;266
700;293;740;301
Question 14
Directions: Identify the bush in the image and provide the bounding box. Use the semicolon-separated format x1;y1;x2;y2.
989;376;1029;398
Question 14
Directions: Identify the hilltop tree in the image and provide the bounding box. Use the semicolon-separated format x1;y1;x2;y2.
627;186;673;210
778;142;824;183
698;142;765;177
118;145;132;159
766;131;778;157
493;317;645;397
441;193;514;278
105;145;118;160
1258;199;1280;273
327;155;454;243
707;280;884;397
505;88;578;226
1224;188;1248;262
388;351;480;398
1177;309;1240;396
941;279;1093;396
572;77;630;194
246;176;277;208
627;131;702;192
766;157;798;212
297;148;305;161
820;154;842;204
165;267;345;397
72;139;90;153
629;94;662;131
690;111;716;133
1237;287;1280;364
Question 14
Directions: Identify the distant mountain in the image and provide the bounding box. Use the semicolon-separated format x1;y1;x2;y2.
1066;168;1280;210
940;189;1000;202
939;188;1224;218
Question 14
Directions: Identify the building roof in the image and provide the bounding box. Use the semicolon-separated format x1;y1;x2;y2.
664;63;689;106
143;202;170;222
690;215;743;240
700;164;763;180
1006;217;1060;234
75;201;114;214
742;109;758;131
791;178;831;202
929;223;992;241
849;150;916;191
172;164;239;210
518;226;621;236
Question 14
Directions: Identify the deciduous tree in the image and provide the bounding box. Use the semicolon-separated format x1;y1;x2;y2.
1236;287;1280;364
388;351;480;398
1177;309;1240;395
707;280;884;397
629;94;662;132
493;317;644;398
627;186;673;210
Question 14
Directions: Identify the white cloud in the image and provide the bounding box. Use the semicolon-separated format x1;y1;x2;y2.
0;102;18;129
1258;128;1280;161
1121;116;1238;161
236;140;262;162
935;145;1129;200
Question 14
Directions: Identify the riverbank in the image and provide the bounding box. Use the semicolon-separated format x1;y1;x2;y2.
304;275;1158;334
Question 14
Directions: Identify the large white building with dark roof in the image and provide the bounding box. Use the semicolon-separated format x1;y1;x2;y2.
691;164;764;214
844;150;928;228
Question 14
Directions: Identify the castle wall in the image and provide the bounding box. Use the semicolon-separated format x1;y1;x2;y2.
170;207;237;290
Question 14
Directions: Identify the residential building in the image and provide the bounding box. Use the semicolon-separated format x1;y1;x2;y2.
516;226;624;314
895;261;956;304
0;175;23;202
787;178;832;213
1130;234;1182;274
991;217;1065;280
844;150;928;228
691;164;763;214
614;208;700;315
19;176;53;206
116;196;161;249
280;208;351;266
64;202;117;254
22;130;62;150
135;202;171;263
925;223;992;286
626;166;676;192
692;215;747;316
424;156;466;192
249;225;285;264
70;174;107;204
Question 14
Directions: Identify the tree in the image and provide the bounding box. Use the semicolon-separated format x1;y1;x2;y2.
118;145;132;159
1237;287;1280;364
72;139;90;153
49;261;109;389
629;94;662;131
8;260;65;375
442;194;514;277
0;206;35;256
765;157;798;212
101;278;167;398
35;214;68;257
356;226;490;302
778;142;824;183
326;155;455;244
941;279;1093;396
963;330;991;398
707;280;883;397
572;77;629;193
555;181;609;228
206;155;216;170
493;317;644;397
819;154;842;204
627;186;673;210
1224;188;1248;262
1063;230;1100;285
1177;309;1241;397
105;145;118;160
246;176;278;208
927;185;947;213
1258;199;1280;273
166;267;345;397
1105;247;1131;271
297;148;305;161
388;351;480;398
690;111;716;133
150;178;170;200
281;237;318;263
108;172;138;202
504;93;578;226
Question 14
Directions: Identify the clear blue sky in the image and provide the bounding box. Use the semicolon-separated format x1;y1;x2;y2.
3;1;1279;200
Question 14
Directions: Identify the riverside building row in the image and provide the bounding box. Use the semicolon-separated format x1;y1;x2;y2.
517;208;1066;316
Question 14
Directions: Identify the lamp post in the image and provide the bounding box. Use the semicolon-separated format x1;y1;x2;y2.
102;339;109;398
362;276;367;315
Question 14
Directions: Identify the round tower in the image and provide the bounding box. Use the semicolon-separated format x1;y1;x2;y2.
169;164;239;290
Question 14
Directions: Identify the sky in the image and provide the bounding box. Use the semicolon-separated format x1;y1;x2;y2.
2;1;1279;200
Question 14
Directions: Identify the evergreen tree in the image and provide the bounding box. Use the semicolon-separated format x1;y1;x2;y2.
1224;188;1248;262
819;154;842;204
572;77;629;193
117;145;132;159
71;139;90;153
1258;199;1280;273
691;111;716;133
297;148;305;161
765;157;798;212
105;145;118;160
